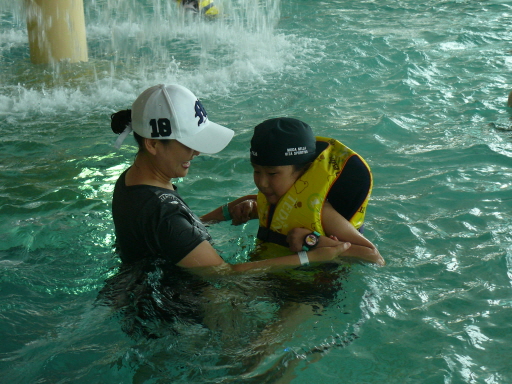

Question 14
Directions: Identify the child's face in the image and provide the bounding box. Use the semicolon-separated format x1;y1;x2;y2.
252;163;302;205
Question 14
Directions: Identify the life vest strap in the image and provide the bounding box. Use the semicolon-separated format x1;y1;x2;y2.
257;227;289;248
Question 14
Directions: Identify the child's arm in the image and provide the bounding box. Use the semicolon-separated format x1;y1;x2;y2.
200;194;258;224
323;201;384;264
287;201;384;265
229;196;259;225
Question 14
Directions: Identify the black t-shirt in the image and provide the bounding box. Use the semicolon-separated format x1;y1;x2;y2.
112;169;211;264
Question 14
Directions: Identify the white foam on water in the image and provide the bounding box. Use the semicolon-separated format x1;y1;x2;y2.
0;0;314;118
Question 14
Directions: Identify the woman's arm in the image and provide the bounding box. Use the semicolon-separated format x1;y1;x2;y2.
177;239;352;272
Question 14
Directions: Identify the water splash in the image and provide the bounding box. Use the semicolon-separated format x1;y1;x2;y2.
1;0;300;117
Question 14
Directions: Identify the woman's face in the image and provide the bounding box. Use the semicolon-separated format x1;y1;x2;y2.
252;164;303;205
154;139;200;179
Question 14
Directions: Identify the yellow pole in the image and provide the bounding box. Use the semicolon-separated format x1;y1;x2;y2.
26;0;88;64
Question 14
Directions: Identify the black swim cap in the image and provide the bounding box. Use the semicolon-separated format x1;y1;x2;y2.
250;118;317;166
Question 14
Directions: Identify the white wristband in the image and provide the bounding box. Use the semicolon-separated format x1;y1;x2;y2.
298;250;309;265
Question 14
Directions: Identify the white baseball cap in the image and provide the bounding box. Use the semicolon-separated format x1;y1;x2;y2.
114;84;234;153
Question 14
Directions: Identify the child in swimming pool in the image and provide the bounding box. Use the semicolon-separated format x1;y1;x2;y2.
229;117;384;265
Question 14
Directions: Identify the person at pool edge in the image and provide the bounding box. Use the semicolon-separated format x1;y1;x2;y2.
229;117;384;266
110;84;352;270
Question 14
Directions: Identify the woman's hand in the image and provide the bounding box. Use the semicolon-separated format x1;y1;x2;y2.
286;227;339;252
307;242;352;262
286;227;384;265
230;199;257;225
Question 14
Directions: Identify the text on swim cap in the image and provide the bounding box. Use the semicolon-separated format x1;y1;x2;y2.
285;147;308;156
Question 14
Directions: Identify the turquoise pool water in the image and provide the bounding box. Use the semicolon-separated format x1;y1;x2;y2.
1;0;512;382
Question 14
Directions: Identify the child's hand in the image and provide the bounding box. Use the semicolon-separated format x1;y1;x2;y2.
231;199;256;225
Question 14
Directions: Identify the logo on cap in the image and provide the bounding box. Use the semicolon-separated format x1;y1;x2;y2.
149;118;172;138
194;100;208;126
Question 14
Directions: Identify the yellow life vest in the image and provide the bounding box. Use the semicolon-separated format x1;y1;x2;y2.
253;136;372;259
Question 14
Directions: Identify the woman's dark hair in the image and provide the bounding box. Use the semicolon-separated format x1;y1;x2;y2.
110;108;172;152
110;109;145;150
111;109;131;134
